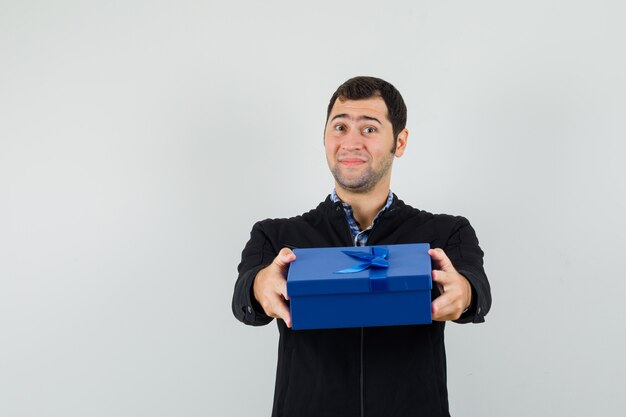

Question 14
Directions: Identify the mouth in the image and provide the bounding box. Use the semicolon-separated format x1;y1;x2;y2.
339;159;367;167
337;155;368;167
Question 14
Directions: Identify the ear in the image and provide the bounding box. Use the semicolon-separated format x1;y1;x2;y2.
394;128;408;157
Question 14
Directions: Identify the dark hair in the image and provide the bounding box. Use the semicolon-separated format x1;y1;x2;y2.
326;76;407;141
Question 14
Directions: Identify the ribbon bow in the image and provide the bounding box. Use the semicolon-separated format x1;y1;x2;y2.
334;246;389;274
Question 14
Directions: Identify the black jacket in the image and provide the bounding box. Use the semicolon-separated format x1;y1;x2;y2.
232;195;491;417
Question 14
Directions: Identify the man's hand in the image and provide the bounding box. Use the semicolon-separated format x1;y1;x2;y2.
253;248;296;328
429;248;472;321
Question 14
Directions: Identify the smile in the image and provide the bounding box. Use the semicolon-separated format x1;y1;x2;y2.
339;160;367;167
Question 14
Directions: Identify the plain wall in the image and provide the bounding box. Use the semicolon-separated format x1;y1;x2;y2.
1;1;625;416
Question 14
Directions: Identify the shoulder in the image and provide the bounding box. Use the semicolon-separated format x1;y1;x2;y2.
390;196;475;243
252;197;335;234
392;195;468;226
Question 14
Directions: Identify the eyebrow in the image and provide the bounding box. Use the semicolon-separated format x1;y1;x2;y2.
330;114;383;125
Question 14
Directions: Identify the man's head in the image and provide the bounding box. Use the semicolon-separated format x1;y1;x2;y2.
324;76;408;194
326;76;407;149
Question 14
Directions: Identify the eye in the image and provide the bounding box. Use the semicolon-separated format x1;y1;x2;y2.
334;124;345;132
363;127;377;134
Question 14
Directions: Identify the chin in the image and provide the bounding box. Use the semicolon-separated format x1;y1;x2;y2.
337;180;375;194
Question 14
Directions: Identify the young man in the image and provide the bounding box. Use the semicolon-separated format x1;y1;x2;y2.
232;76;491;417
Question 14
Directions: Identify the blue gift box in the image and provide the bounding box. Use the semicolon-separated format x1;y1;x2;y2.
286;243;432;330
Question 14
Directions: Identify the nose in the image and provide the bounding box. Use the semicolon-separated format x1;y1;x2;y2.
340;128;363;151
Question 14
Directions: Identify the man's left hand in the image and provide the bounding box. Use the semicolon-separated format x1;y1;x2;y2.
429;248;472;321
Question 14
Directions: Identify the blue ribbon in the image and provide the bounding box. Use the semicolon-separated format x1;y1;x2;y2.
334;246;389;292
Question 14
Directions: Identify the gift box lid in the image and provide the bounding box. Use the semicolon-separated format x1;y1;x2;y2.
287;243;432;297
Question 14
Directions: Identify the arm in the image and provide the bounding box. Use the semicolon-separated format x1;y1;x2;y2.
232;221;295;327
430;216;491;323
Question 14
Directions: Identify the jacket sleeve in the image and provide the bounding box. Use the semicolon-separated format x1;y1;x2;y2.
232;221;278;326
443;216;492;324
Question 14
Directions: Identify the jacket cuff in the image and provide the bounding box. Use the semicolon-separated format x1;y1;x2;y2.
454;269;486;324
234;264;273;326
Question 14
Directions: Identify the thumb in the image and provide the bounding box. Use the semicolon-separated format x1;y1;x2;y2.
273;247;296;271
428;248;455;272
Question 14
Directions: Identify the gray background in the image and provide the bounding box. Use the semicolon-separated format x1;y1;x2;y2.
1;1;625;416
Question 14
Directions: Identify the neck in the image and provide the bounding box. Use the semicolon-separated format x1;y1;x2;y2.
335;180;391;230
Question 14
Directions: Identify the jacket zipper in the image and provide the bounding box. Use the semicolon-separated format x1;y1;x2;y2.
353;226;365;417
360;326;364;417
346;215;365;417
357;209;389;417
336;203;390;417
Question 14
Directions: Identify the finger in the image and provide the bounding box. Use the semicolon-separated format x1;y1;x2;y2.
273;247;296;270
278;278;290;301
431;269;441;282
428;248;454;272
432;302;443;321
272;298;292;328
432;270;472;306
431;269;460;288
432;295;457;321
430;270;444;295
432;290;468;321
431;299;442;321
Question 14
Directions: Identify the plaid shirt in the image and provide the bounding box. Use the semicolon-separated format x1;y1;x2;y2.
330;189;394;247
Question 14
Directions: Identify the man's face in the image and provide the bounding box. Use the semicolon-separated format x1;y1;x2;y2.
324;97;406;193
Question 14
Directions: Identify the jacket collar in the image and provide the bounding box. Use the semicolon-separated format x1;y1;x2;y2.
320;192;405;216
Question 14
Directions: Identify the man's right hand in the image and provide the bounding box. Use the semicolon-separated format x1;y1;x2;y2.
253;248;296;328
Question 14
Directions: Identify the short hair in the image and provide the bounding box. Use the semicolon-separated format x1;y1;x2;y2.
326;76;407;141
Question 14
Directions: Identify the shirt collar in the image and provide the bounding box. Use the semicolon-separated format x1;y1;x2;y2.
330;188;394;226
330;188;393;207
